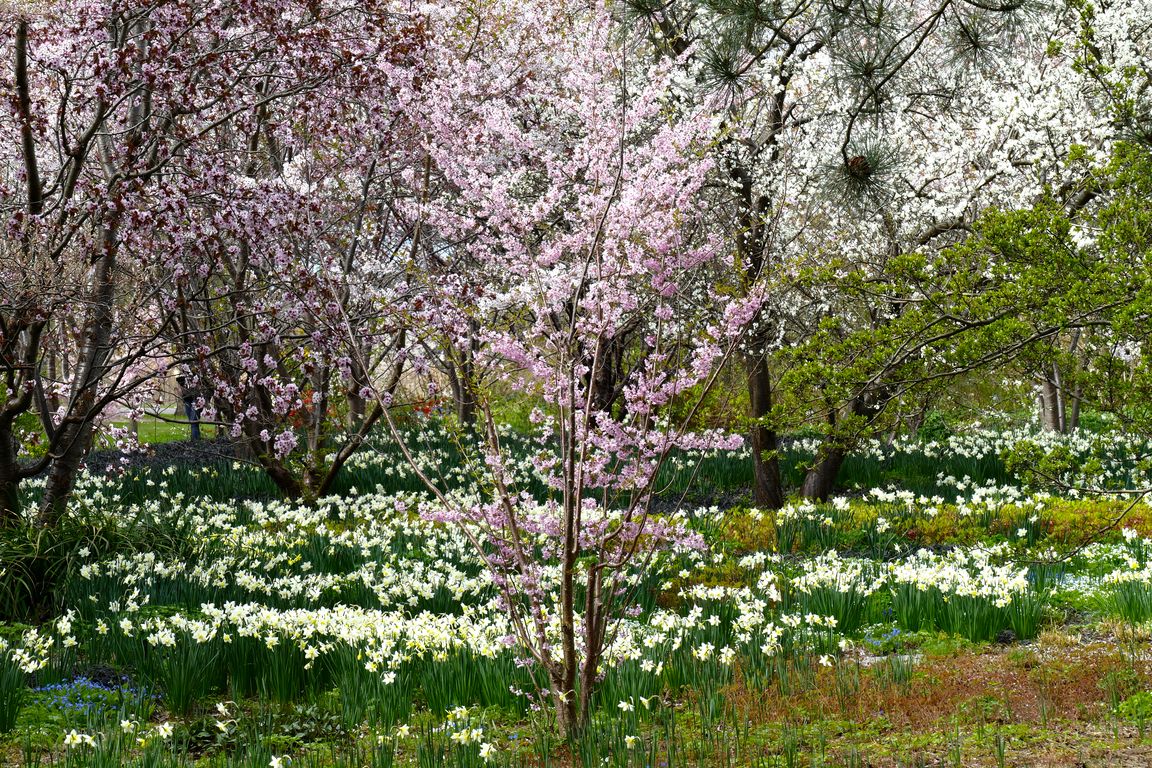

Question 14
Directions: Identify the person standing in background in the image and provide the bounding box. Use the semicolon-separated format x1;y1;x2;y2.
175;375;202;441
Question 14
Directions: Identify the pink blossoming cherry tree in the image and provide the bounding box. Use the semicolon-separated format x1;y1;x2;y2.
364;0;759;735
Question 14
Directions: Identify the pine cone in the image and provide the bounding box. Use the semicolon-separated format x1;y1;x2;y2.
846;154;872;179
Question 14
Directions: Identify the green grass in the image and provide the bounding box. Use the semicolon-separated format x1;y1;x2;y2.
106;419;218;445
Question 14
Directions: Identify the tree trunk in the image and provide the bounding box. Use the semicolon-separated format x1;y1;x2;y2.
728;154;784;509
1068;386;1082;432
800;446;847;502
232;431;257;461
590;333;628;416
553;685;579;740
558;528;578;736
446;359;477;430
40;419;97;523
445;323;479;431
316;403;385;499
801;394;881;502
456;362;477;431
47;350;61;414
39;229;118;525
259;455;305;498
1039;367;1064;432
346;354;370;432
0;422;22;524
347;388;366;432
1062;330;1085;433
241;422;304;498
745;350;785;509
575;564;606;739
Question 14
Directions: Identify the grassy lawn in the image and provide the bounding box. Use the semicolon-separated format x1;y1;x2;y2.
107;418;218;445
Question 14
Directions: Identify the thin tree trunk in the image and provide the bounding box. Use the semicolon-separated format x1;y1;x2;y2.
728;153;784;509
445;320;480;431
1068;386;1082;431
576;565;605;736
456;352;477;430
1064;330;1084;433
558;503;578;736
47;350;61;414
746;350;785;509
39;228;118;525
1039;370;1062;432
346;355;369;432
